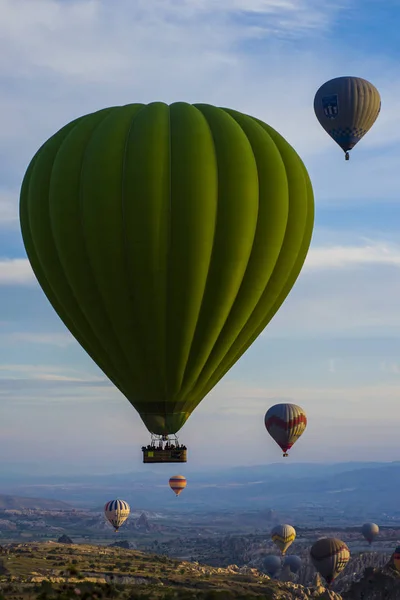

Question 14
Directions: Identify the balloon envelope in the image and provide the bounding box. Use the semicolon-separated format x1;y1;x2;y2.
271;524;296;555
283;555;302;574
310;537;350;585
104;499;130;532
169;475;187;496
20;102;314;436
393;546;400;572
265;403;307;456
361;522;379;544
314;76;380;158
264;555;281;577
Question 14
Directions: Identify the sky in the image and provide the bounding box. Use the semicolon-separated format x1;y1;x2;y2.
0;0;400;475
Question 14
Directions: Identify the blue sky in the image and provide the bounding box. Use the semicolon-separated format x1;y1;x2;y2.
0;0;400;475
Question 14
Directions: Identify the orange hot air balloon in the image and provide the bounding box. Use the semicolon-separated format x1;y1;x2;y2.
169;475;187;497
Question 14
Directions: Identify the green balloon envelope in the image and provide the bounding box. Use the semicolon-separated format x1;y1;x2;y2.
19;102;314;435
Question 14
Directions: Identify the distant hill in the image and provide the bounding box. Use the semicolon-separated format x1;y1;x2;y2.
57;534;74;544
0;494;71;510
2;461;400;512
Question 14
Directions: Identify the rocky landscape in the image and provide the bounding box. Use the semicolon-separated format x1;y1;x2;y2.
0;541;397;599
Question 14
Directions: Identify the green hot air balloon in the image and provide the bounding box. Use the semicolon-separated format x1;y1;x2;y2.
20;102;314;460
314;76;381;160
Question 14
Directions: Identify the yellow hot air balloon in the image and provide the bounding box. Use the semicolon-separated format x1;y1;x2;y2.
314;76;381;160
271;524;296;555
310;537;350;588
169;475;187;497
104;499;130;532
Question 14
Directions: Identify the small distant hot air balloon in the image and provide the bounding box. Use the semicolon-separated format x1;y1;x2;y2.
169;475;187;497
265;403;307;457
104;499;130;532
271;524;296;555
314;76;381;160
393;545;400;572
361;522;379;545
264;555;281;577
283;555;302;574
310;537;350;588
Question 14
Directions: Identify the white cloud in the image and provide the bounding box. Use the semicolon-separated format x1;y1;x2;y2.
0;362;108;383
262;236;400;338
0;0;344;67
328;358;336;373
0;364;77;374
380;361;400;375
0;0;354;191
268;267;400;338
7;332;74;347
0;259;35;285
199;378;400;417
0;190;19;226
31;372;105;382
1;0;399;212
305;241;400;269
